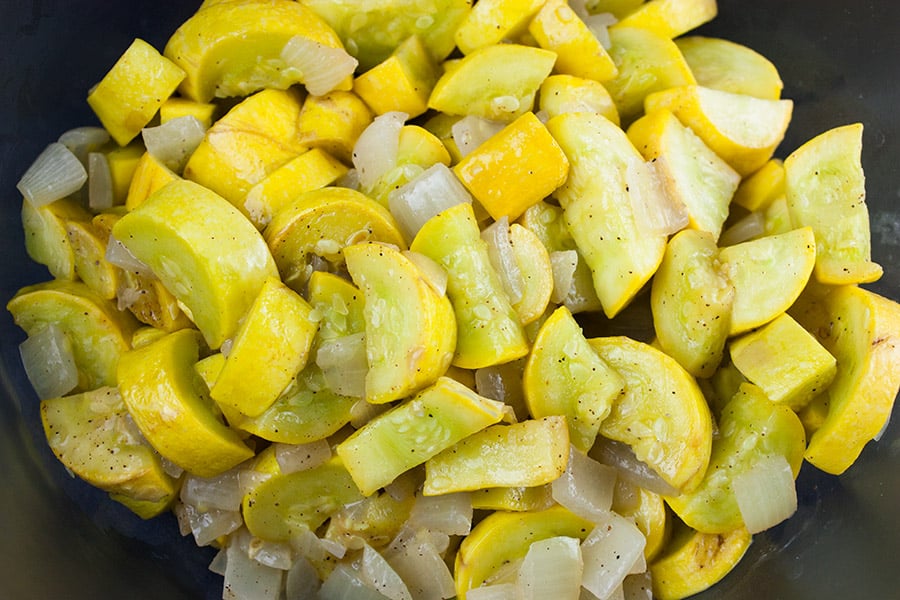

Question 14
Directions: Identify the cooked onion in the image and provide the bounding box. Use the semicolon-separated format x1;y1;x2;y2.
224;529;284;600
316;332;368;398
285;556;321;599
384;530;456;600
87;152;114;210
58;126;110;164
360;543;413;600
319;564;390;600
353;111;407;189
182;502;243;547
552;446;618;522
451;115;505;157
466;584;520;600
623;571;654;600
408;492;473;536
274;440;332;474
718;210;766;246
281;35;358;97
181;467;244;512
388;163;473;241
584;12;618;50
141;115;206;174
590;438;680;497
627;158;688;237
580;512;646;600
105;233;154;276
550;249;579;304
17;142;88;207
402;250;449;297
481;217;524;304
19;323;78;400
519;536;583;600
247;537;293;570
474;359;528;421
733;454;797;534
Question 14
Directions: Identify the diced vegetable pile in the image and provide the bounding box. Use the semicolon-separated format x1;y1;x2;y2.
7;0;900;599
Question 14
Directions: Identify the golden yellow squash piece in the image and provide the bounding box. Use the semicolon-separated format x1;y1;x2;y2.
336;377;506;496
454;505;594;599
105;142;145;204
423;416;570;495
164;0;350;102
428;43;557;123
470;485;554;512
7;280;139;391
611;0;718;39
296;90;373;164
454;0;545;55
344;242;456;404
719;226;816;336
644;85;793;176
184;88;307;213
159;97;217;128
210;277;319;418
612;479;669;562
87;38;186;146
508;223;554;324
21;196;90;282
528;0;618;82
41;387;178;518
732;158;785;212
112;179;279;349
453;111;569;222
676;36;784;100
125;151;179;211
65;220;118;300
538;73;620;125
546;111;668;318
649;522;751;600
589;336;713;493
784;123;882;285
117;329;254;478
264;186;406;291
353;35;439;118
792;285;900;474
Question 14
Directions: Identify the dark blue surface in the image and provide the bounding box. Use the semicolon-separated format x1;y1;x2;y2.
1;1;898;599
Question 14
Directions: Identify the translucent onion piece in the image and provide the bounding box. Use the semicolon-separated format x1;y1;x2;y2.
408;492;473;536
248;537;293;570
285;556;321;599
388;163;473;241
238;469;271;497
550;250;579;304
466;584;520;600
451;115;505;158
718;211;766;247
519;536;583;600
385;530;456;600
19;323;78;400
17;142;88;207
353;111;408;189
584;12;618;50
209;547;228;576
474;359;528;421
224;530;284;600
319;564;391;600
316;332;368;398
482;217;525;304
627;158;688;237
160;456;185;479
58;126;110;164
733;454;797;534
181;467;244;512
623;571;654;600
552;446;618;522
291;527;346;563
402;250;449;297
87;152;114;210
383;469;422;503
105;233;154;276
183;502;243;547
281;35;358;97
274;440;332;474
361;543;413;600
580;512;646;600
350;397;390;429
141;115;206;174
590;438;680;497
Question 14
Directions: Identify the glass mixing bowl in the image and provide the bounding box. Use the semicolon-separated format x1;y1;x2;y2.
1;1;897;598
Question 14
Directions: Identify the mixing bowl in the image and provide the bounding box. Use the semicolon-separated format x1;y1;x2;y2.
1;1;898;598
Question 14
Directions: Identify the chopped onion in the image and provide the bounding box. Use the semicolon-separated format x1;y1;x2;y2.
19;323;78;400
238;469;271;497
388;163;473;241
584;12;618;50
141;115;206;174
552;446;618;521
383;468;422;502
353;111;408;189
291;526;345;563
17;142;88;207
385;530;456;600
316;332;368;398
451;115;505;158
402;250;449;297
622;571;653;600
350;397;390;429
482;217;524;304
285;556;321;599
733;454;797;534
550;249;579;304
182;502;243;547
474;359;528;421
274;440;332;474
319;564;392;600
58;126;110;165
361;543;413;600
87;152;114;210
209;547;228;576
466;584;520;600
519;536;583;600
224;529;284;600
181;467;244;512
281;35;358;97
590;438;680;497
718;210;766;247
580;512;646;600
408;492;473;536
627;158;688;237
105;233;154;276
247;537;293;570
